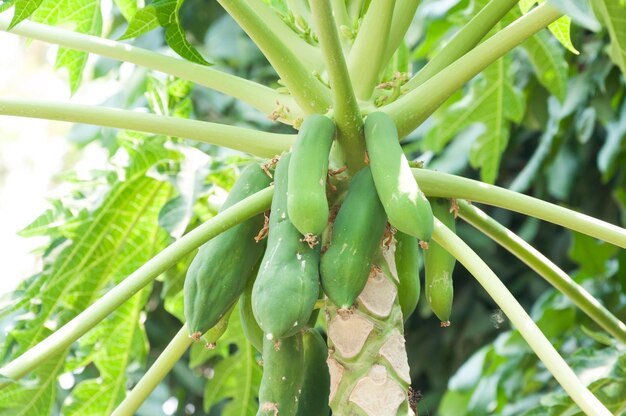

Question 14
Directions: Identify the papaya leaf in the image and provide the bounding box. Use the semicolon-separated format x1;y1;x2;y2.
62;286;156;415
8;0;44;29
522;30;568;101
17;199;75;238
0;0;16;12
0;141;173;414
0;350;67;416
119;0;210;65
520;0;579;54
590;0;626;78
113;0;139;21
201;312;262;416
424;55;524;184
32;0;103;93
118;4;160;40
548;15;579;54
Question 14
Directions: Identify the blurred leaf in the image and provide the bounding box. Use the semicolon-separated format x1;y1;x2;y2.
575;107;596;144
522;30;569;101
598;99;626;181
468;58;526;183
424;54;524;183
510;97;562;193
546;145;577;200
568;232;618;275
590;0;626;77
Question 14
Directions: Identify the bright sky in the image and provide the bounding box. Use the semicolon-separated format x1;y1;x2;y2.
0;33;71;296
0;16;116;296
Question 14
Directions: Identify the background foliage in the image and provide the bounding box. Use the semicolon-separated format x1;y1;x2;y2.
0;0;625;415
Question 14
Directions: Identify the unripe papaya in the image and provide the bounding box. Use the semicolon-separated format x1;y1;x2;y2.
288;115;336;237
321;167;387;309
297;328;331;416
184;163;272;340
395;231;421;321
424;198;456;325
257;333;305;416
364;111;433;241
252;153;320;339
239;265;264;353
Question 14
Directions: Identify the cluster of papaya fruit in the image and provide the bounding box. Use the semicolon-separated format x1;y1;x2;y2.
183;112;457;415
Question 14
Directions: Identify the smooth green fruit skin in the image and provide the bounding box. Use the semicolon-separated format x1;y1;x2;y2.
184;163;272;338
424;198;456;323
321;167;387;308
239;265;264;353
258;333;305;416
252;153;320;339
364;111;433;241
288;115;336;236
201;305;234;346
297;328;331;416
395;231;421;321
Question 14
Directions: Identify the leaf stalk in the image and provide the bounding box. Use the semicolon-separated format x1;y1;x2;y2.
433;221;612;416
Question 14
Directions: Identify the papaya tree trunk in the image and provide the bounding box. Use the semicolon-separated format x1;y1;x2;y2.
326;240;415;416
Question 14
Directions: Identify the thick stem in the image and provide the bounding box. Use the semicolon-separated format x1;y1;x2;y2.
457;200;626;344
330;0;351;36
287;0;311;22
0;188;273;383
347;0;396;100
111;325;192;416
413;169;626;249
247;0;322;72
382;0;421;68
0;15;302;124
310;0;364;172
326;245;414;416
217;0;332;114
433;221;611;416
384;2;562;138
403;0;519;90
347;0;366;23
0;98;294;158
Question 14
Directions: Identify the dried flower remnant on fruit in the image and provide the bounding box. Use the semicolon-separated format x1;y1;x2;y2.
300;233;319;248
260;402;279;416
269;100;291;122
261;156;280;178
450;198;459;218
255;212;270;242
